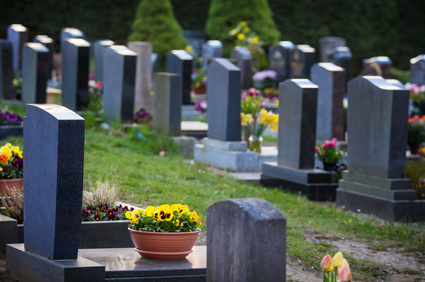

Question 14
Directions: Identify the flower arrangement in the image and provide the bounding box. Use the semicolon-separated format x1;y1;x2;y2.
82;203;133;221
241;88;263;115
194;100;207;113
252;70;278;99
1;186;24;224
0;110;23;126
134;108;153;125
126;204;202;233
320;251;352;282
408;115;425;154
315;138;344;167
0;142;23;179
406;83;425;105
191;70;207;89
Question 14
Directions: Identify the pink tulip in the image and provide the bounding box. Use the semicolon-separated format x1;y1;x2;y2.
95;81;103;89
339;265;352;282
88;74;95;80
248;88;256;96
320;254;332;270
241;92;247;102
315;146;320;152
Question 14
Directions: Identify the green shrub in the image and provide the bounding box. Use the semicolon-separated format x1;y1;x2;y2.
128;0;187;57
391;67;410;84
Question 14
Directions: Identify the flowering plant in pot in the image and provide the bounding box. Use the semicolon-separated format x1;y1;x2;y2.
0;142;23;194
126;204;202;260
320;251;352;282
0;110;23;126
191;70;207;94
407;115;425;154
315;138;344;171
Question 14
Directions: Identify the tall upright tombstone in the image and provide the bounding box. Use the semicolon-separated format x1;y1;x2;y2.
103;45;137;123
7;24;28;74
153;73;182;135
0;40;14;99
231;46;252;90
62;38;90;111
166;50;193;105
410;55;425;85
319;37;346;62
261;79;336;200
337;76;425;222
94;39;114;83
60;28;84;52
22;43;49;104
202;40;222;71
128;41;154;111
269;41;295;82
328;46;352;85
290;45;316;79
34;35;54;80
363;56;391;79
207;198;286;282
311;63;346;141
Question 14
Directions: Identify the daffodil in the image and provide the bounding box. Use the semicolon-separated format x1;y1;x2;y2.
251;36;260;44
241;113;253;126
237;33;246;40
240;21;247;27
185;45;193;52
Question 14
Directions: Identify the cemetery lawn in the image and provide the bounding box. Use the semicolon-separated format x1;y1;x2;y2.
83;128;425;281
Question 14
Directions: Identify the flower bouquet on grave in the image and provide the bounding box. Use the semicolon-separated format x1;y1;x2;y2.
315;138;345;174
407;115;425;154
0;143;23;194
320;251;352;282
252;70;279;99
406;83;425;115
126;204;202;260
191;69;207;94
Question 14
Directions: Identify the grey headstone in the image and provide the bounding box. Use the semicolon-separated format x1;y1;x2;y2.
410;55;425;85
362;56;392;79
319;37;346;62
34;35;54;80
278;79;318;169
166;50;193;105
207;198;286;282
207;58;241;141
60;28;84;52
311;63;346;140
347;76;408;178
269;41;295;82
128;41;153;111
328;46;352;84
231;46;252;90
0;40;14;99
153;73;182;135
183;30;208;58
103;45;137;123
24;104;85;260
289;45;316;79
202;40;223;71
94;39;114;83
22;43;49;104
7;24;28;73
151;53;160;74
61;38;90;111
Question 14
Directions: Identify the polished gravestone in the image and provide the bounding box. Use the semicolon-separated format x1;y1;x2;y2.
231;46;252;90
7;24;28;73
363;56;392;79
269;41;295;82
22;43;49;104
0;40;14;99
34;35;54;80
60;27;84;52
410;54;425;85
319;37;346;62
94;39;114;83
328;46;352;87
202;40;222;71
337;76;425;222
166;50;193;105
290;44;316;79
261;79;337;201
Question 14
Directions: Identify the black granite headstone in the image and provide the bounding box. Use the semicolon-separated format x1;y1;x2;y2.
207;58;241;141
207;198;286;282
103;45;137;123
7;24;28;73
166;50;193;105
410;55;425;85
231;46;252;90
328;46;352;85
0;40;14;99
202;40;223;71
363;56;391;79
94;39;114;83
61;38;90;111
60;28;84;52
319;37;346;62
289;45;316;79
22;43;49;104
268;41;295;82
34;35;54;80
24;104;85;260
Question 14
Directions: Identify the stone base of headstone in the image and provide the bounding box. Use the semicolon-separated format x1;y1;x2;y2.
0;214;22;258
337;171;425;222
261;162;337;201
7;244;105;282
182;105;206;121
173;136;196;159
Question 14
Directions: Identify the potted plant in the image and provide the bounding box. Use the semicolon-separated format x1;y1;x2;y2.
252;70;279;99
126;204;202;260
0;110;23;139
315;138;344;171
0;142;23;194
191;70;207;94
407;115;425;154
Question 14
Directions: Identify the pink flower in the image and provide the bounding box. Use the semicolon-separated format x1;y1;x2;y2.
315;146;320;152
339;266;352;282
95;81;103;89
248;88;256;97
241;92;247;102
88;74;95;80
320;254;332;270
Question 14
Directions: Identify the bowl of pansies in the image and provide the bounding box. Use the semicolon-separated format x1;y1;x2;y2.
0;142;23;194
126;204;202;260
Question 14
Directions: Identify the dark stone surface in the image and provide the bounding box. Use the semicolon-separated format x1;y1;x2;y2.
362;56;392;79
410;54;425;85
103;45;136;123
166;50;193;105
311;63;346;141
34;35;54;80
7;24;28;73
262;161;332;184
62;38;90;111
231;46;252;90
94;39;114;83
207;58;241;141
269;41;295;82
22;43;49;104
328;46;352;87
153;72;182;136
7;244;105;282
289;45;316;79
207;198;286;282
319;37;346;62
202;40;222;71
0;125;23;140
278;79;318;169
24;104;85;260
346;76;408;178
0;214;21;257
60;28;84;52
79;220;134;249
0;40;15;99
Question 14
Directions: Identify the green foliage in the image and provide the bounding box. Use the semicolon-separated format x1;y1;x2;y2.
128;0;187;57
405;159;425;199
205;0;280;56
171;0;211;30
391;67;410;84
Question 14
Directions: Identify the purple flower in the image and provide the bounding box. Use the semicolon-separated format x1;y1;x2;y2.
134;108;152;124
194;100;207;113
12;158;23;170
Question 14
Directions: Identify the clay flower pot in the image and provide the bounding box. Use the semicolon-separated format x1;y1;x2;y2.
128;228;199;260
0;178;23;194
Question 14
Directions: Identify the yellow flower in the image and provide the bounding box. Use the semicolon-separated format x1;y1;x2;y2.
241;113;253;126
240;21;247;27
198;57;204;63
237;33;246;40
230;28;238;36
190;210;200;223
274;99;279;105
13;79;17;87
131;210;141;224
185;45;193;52
13;146;23;158
320;254;332;270
243;27;251;33
0;146;12;159
195;82;201;88
201;77;206;82
5;143;13;150
251;36;260;44
332;251;343;267
158;204;173;221
339;259;350;274
144;206;157;217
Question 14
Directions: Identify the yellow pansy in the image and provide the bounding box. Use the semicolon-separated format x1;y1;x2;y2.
237;33;246;40
5;143;13;150
0;146;12;159
158;204;173;221
13;146;23;158
144;206;157;217
190;210;200;223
